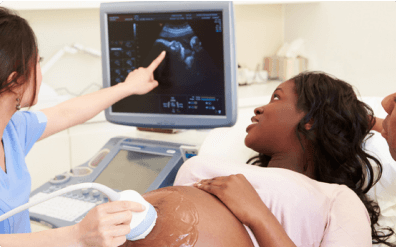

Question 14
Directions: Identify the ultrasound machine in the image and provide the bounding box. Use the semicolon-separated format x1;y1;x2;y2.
28;1;237;229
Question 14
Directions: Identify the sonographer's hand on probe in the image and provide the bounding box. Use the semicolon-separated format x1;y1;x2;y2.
121;51;166;95
75;200;145;247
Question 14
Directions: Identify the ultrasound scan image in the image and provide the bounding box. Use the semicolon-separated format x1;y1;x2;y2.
144;23;223;95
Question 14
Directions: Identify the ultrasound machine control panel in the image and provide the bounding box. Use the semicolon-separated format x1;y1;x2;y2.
29;137;197;228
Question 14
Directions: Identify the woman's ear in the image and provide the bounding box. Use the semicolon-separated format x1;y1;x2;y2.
6;71;26;95
304;118;314;131
6;71;17;84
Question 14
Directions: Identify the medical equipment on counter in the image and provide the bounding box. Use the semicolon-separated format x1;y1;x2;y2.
25;136;197;230
100;1;237;129
0;183;157;241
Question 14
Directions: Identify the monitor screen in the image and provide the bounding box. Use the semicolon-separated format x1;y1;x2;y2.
94;149;172;194
100;1;237;129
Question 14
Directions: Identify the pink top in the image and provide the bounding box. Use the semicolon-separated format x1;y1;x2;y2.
174;156;371;247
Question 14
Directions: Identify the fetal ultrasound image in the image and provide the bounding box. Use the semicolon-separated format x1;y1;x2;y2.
143;22;224;95
154;24;203;70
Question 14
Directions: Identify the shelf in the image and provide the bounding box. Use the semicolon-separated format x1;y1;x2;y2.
0;1;291;11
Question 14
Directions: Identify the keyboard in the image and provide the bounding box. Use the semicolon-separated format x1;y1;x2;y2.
29;191;105;222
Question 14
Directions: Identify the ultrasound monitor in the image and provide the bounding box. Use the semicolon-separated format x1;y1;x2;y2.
100;1;237;129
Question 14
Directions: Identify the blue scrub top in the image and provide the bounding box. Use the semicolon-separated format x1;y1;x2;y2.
0;111;47;234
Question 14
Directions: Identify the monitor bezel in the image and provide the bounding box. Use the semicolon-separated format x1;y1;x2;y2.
100;1;237;129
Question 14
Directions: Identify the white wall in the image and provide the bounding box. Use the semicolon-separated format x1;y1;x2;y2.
284;2;396;97
234;4;284;70
14;2;396;98
18;8;103;96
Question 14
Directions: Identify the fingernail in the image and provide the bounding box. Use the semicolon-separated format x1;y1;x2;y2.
141;204;146;211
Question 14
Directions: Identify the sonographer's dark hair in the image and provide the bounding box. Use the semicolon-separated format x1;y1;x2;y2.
247;71;395;246
0;7;38;105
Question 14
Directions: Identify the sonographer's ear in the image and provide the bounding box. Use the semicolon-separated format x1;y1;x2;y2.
6;72;28;95
6;71;20;94
6;71;17;84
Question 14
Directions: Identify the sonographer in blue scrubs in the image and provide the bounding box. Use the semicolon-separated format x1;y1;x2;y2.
0;111;47;234
0;7;166;247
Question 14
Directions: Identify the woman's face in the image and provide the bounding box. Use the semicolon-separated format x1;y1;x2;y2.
244;80;306;154
381;92;396;160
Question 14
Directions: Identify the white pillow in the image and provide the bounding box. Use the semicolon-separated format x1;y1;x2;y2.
365;131;396;240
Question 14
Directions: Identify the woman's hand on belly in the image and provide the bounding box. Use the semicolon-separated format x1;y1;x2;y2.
194;174;297;247
193;174;267;228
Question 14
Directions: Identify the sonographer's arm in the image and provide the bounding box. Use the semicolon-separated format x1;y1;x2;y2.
0;224;81;247
0;200;144;247
195;174;297;247
38;51;166;141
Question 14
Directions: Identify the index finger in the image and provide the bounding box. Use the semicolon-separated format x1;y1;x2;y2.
103;200;145;214
147;51;166;72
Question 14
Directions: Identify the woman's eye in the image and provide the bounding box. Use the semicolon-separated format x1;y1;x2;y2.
273;94;280;100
